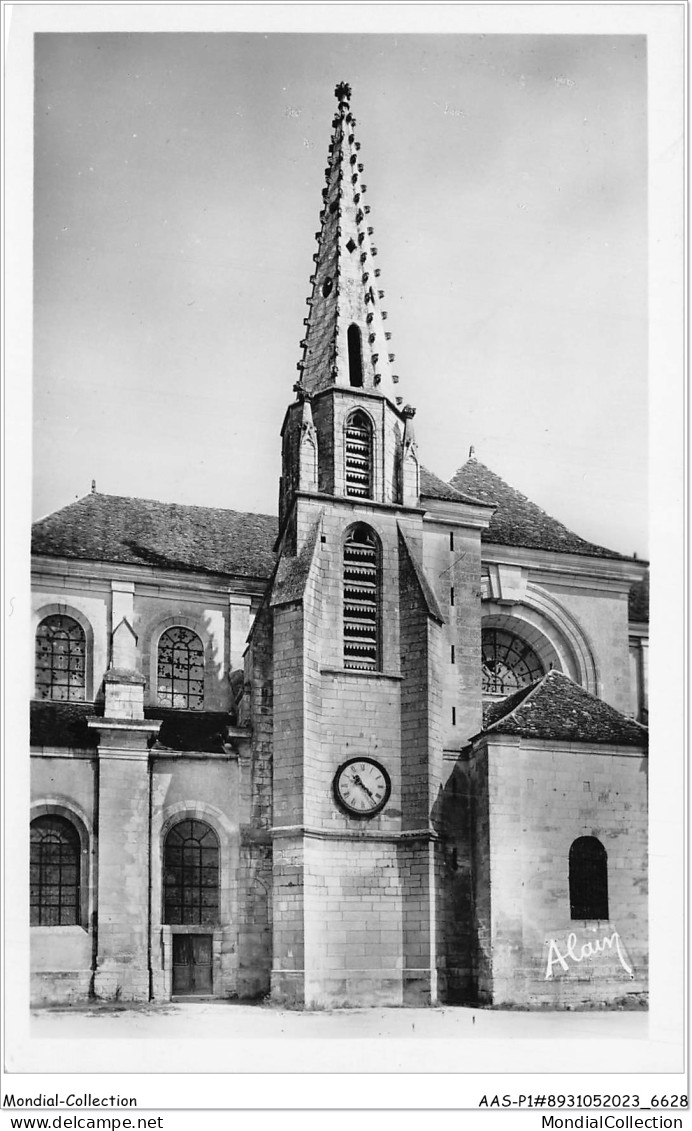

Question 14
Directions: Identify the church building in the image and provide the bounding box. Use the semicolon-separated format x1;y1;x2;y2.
30;83;649;1010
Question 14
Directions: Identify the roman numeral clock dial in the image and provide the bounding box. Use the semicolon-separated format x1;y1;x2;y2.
334;758;391;818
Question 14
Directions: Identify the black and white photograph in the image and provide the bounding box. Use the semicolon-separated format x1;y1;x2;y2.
2;2;686;1126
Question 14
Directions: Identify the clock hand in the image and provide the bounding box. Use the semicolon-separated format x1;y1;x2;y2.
353;776;376;802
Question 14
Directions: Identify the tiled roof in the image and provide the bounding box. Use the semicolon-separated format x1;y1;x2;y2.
30;701;237;753
481;670;647;747
449;458;627;560
32;492;278;580
419;465;486;506
30;701;99;750
628;574;649;623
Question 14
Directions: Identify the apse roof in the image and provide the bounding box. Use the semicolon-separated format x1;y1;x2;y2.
480;670;647;747
419;465;487;506
31;492;278;580
449;457;629;560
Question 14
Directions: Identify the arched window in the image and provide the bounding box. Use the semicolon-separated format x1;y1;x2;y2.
347;323;364;387
481;628;544;695
569;836;609;920
30;815;81;926
344;409;373;498
343;524;380;671
163;819;219;925
35;615;86;702
157;627;204;710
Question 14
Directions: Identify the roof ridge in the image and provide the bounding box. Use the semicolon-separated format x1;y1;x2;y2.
33;491;278;526
483;671;549;733
449;456;631;561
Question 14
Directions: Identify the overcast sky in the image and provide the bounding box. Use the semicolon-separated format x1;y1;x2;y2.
33;32;648;556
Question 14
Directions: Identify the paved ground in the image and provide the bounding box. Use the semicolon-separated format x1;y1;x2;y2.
31;998;650;1042
21;1000;678;1076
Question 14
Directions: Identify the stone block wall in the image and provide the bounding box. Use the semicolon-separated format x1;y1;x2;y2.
472;735;648;1006
301;835;438;1007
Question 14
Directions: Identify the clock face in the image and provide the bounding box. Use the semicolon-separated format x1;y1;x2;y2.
334;758;391;818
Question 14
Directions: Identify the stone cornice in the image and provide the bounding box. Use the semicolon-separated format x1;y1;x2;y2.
270;824;439;843
32;555;268;597
480;543;647;587
422;499;494;531
475;734;647;757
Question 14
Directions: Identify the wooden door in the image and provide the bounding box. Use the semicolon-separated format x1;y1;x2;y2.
172;934;213;995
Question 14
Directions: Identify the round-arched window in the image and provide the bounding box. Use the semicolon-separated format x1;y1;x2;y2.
35;615;86;702
30;815;81;925
163;819;219;926
157;627;204;711
481;628;544;695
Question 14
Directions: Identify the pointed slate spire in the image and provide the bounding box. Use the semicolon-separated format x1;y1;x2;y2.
296;83;401;402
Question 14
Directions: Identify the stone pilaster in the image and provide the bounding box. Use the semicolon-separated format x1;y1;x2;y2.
88;650;159;1001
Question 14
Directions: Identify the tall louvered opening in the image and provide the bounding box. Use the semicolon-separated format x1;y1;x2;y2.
343;524;380;671
344;410;372;498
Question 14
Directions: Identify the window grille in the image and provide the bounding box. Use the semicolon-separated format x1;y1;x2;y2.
343;524;380;671
344;410;373;498
35;615;86;702
30;815;81;926
569;837;609;920
163;819;219;926
481;628;544;695
157;627;205;710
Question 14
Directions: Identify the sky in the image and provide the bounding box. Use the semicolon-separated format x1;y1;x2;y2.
33;31;648;555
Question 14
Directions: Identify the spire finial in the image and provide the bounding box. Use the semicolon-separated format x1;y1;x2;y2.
335;81;352;104
91;478;96;493
468;445;475;459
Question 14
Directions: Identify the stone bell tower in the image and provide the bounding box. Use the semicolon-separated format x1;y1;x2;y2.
259;83;457;1008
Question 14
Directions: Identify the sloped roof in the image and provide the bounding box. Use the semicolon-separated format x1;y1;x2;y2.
481;670;647;747
32;492;278;580
420;465;486;506
30;701;236;753
449;458;627;560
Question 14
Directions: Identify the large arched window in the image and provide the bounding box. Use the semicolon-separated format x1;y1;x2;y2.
347;323;364;387
163;819;219;925
30;815;81;926
344;409;373;499
157;627;205;710
481;627;544;695
569;836;609;920
35;615;86;702
343;524;380;671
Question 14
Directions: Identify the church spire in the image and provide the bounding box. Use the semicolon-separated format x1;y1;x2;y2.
296;82;402;405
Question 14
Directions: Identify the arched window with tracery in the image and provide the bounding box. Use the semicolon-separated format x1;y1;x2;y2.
481;627;544;696
35;615;86;701
343;524;380;671
30;815;81;926
344;409;373;499
569;836;609;920
347;323;364;387
157;627;204;710
163;819;219;925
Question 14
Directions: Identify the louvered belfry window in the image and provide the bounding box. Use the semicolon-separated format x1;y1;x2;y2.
344;410;373;499
343;524;380;671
